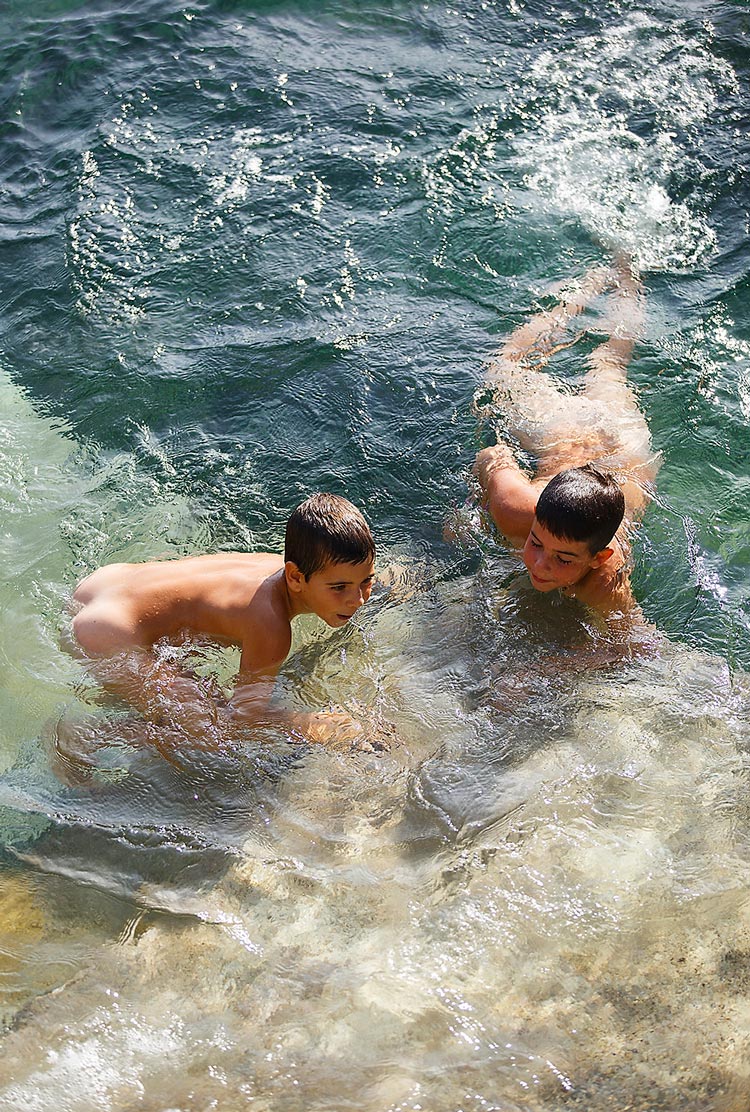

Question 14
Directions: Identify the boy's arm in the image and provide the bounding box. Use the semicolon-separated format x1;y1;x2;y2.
473;444;537;547
230;638;379;751
489;610;660;716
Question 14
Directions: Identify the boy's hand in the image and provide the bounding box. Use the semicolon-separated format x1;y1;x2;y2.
473;444;518;488
300;710;390;754
373;562;418;604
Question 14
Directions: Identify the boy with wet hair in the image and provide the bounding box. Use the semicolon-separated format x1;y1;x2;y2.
535;465;625;555
69;492;379;752
473;259;659;617
285;492;375;578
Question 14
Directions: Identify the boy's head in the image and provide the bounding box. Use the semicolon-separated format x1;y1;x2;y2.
523;465;625;592
284;493;376;627
284;492;375;578
536;465;625;554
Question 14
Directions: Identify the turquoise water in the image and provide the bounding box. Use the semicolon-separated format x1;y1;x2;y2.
1;1;749;1108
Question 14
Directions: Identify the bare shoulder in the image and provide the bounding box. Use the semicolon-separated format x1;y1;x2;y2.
569;556;635;617
237;568;292;675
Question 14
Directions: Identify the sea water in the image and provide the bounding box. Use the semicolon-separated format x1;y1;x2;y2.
1;1;749;1109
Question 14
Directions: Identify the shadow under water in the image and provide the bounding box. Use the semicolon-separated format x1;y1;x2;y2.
2;577;750;1111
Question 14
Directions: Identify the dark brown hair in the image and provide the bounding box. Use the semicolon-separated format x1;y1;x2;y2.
285;493;375;578
535;464;625;554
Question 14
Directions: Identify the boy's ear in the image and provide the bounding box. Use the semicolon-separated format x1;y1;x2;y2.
285;561;306;593
591;546;614;568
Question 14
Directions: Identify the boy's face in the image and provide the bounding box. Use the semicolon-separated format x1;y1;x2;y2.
522;518;608;592
299;558;376;627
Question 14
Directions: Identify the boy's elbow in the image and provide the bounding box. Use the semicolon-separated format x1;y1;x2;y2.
473;445;500;483
473;445;518;490
229;678;276;722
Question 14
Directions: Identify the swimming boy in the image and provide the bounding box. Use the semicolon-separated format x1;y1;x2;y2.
69;493;378;751
472;260;660;618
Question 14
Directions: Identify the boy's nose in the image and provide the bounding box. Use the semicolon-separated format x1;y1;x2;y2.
345;590;362;611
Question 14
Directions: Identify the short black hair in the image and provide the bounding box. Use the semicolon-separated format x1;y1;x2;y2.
285;493;375;579
535;465;625;554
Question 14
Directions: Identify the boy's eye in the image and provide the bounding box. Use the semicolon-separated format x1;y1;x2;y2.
557;556;572;565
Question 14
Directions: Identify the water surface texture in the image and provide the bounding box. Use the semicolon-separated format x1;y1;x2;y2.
1;1;750;1109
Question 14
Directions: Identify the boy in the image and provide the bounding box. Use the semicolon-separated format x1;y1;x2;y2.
472;260;660;618
69;492;378;751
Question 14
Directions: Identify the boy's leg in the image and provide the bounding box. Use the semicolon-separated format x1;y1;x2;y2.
486;265;615;374
477;265;621;476
478;262;658;509
580;261;661;515
582;259;644;411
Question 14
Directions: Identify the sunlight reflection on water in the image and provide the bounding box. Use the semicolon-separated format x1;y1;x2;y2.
1;0;749;1108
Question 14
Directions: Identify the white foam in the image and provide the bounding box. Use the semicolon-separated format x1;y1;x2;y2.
1;1006;186;1112
513;13;737;270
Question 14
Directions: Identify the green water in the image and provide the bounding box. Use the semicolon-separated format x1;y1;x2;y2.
1;1;749;1108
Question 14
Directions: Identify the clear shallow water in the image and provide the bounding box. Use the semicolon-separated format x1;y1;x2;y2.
1;1;750;1108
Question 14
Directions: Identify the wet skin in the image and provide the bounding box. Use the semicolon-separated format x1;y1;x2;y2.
69;552;382;753
522;519;610;593
291;558;376;628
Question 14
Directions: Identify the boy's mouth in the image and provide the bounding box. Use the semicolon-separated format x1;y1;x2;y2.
529;571;552;588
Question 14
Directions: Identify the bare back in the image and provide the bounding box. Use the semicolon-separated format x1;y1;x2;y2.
72;552;289;664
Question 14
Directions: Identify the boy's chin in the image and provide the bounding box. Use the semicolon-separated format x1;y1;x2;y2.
526;572;560;592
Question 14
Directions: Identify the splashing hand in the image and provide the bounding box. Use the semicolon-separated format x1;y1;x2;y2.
299;708;391;754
